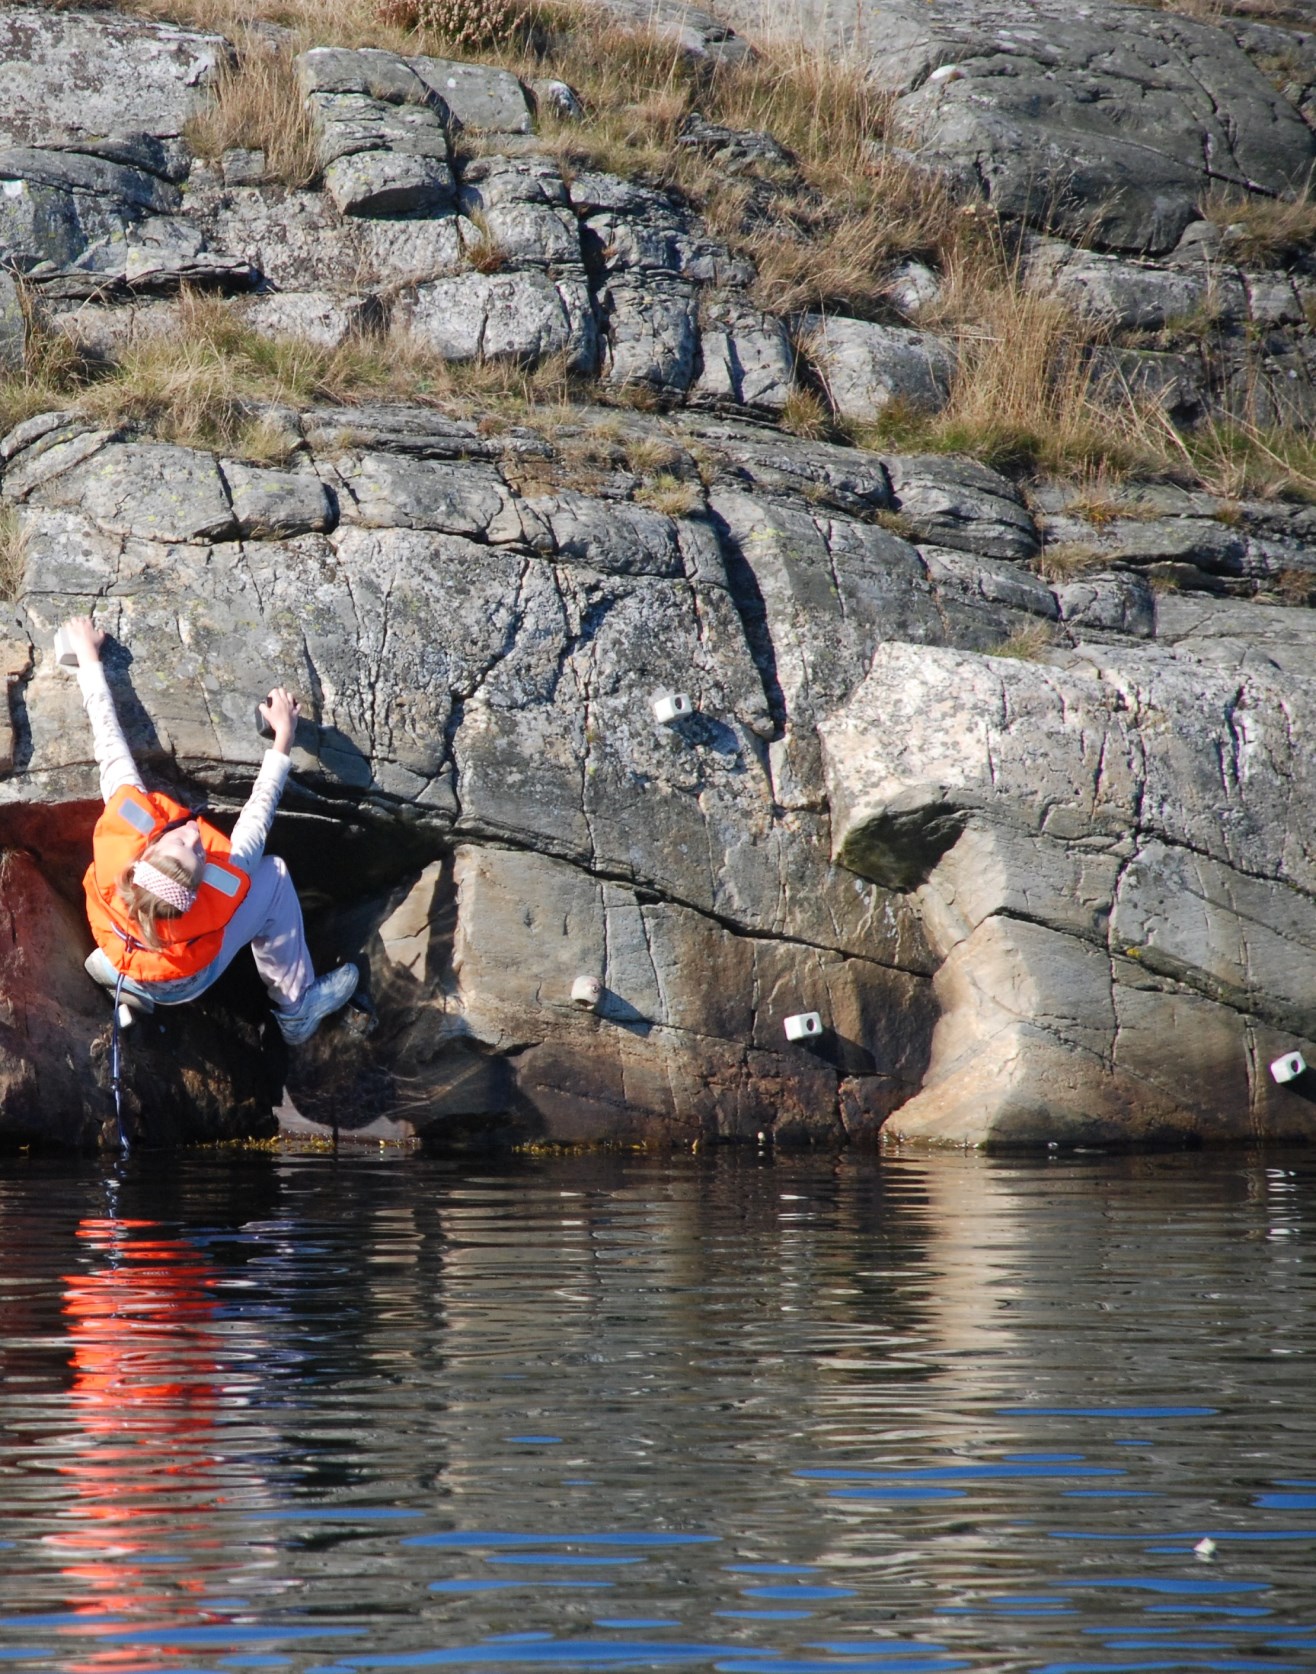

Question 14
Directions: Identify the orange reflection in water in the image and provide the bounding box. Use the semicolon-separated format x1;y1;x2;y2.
49;1216;230;1671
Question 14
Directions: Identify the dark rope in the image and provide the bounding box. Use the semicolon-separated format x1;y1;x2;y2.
109;967;131;1157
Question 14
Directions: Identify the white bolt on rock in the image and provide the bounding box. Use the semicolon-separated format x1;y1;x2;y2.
784;1011;823;1041
653;692;693;724
571;975;603;1011
1271;1050;1307;1084
53;626;79;667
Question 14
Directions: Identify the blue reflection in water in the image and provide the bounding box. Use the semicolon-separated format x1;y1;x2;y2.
404;1532;718;1549
739;1588;857;1602
307;1642;738;1667
487;1554;643;1566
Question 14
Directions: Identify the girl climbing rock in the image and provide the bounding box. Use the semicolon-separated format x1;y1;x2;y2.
65;614;359;1045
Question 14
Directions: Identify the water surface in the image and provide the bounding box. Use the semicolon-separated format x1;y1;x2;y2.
1;1146;1314;1672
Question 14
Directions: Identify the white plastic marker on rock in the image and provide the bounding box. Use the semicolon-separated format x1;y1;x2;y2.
784;1011;823;1042
1271;1050;1307;1084
53;626;79;667
571;975;603;1012
653;692;693;724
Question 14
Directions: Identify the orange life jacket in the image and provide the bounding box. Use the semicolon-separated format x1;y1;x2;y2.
83;786;251;985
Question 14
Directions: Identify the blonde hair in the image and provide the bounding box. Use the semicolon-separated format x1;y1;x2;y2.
115;842;203;951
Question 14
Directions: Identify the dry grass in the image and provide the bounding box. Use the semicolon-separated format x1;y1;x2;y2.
136;0;960;320
1200;188;1316;268
0;314;91;441
987;620;1056;661
0;506;29;602
858;265;1152;478
0;293;590;459
1031;542;1109;582
185;43;319;187
618;433;683;475
779;385;832;440
1270;566;1316;604
461;213;509;274
1170;416;1316;501
127;0;565;56
33;0;1316;508
535;31;965;320
379;0;543;53
1064;482;1127;527
872;508;918;541
634;473;699;516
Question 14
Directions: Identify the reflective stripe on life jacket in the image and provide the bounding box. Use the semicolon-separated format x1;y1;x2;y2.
83;787;252;985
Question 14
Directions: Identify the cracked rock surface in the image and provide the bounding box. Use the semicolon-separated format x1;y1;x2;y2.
6;3;1316;1151
722;0;1316;254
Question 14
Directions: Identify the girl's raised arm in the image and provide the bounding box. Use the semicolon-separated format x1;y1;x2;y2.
62;616;143;805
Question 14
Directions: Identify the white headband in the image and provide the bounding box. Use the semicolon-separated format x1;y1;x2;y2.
131;859;197;914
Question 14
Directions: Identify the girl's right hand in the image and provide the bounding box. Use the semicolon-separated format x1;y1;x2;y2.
260;686;300;755
62;616;105;664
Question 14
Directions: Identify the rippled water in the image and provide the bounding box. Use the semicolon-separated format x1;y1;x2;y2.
1;1146;1315;1673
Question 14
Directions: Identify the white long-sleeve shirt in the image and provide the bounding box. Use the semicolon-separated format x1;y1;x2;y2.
77;661;292;873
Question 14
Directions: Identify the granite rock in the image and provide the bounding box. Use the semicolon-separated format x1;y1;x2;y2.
397;268;597;369
804;315;955;421
834;0;1316;254
0;5;228;149
0;269;23;372
820;638;1316;1145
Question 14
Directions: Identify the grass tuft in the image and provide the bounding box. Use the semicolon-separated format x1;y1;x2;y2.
461;213;509;274
0;506;29;602
988;620;1056;661
634;472;699;516
185;42;319;187
1031;542;1109;582
1200;188;1316;269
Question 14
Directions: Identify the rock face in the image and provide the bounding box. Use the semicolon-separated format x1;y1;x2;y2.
821;635;1316;1146
0;7;227;149
6;2;1316;1152
2;402;965;1152
724;0;1316;255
